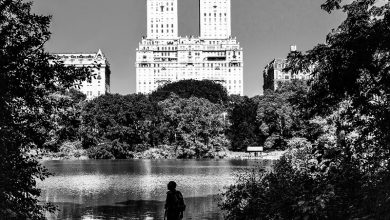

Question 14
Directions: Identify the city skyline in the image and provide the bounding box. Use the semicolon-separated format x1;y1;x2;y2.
32;0;345;97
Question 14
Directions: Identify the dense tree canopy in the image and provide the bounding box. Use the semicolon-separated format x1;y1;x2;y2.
227;96;261;151
257;92;294;149
81;93;159;154
0;0;91;218
150;79;229;104
221;0;390;219
227;81;308;151
286;0;390;173
158;95;229;158
44;88;86;151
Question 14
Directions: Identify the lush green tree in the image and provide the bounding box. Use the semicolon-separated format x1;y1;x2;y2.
220;0;390;219
81;93;160;156
150;79;229;104
285;0;390;173
227;96;261;151
256;80;311;150
226;94;245;112
0;0;91;218
276;79;309;107
44;88;86;151
158;95;229;158
227;81;308;151
256;91;294;149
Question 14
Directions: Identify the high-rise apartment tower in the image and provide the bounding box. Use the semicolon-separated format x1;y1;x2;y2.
147;0;178;39
136;0;243;95
200;0;231;39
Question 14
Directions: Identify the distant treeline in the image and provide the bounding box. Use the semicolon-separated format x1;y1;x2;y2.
44;79;309;159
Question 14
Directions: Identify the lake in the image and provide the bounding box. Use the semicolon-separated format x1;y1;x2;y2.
39;159;273;220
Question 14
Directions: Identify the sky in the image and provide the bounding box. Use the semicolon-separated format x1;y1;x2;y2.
31;0;345;97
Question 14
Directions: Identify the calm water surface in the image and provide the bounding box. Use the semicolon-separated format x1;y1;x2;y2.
39;159;272;220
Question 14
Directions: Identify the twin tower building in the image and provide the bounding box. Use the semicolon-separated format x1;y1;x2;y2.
136;0;244;95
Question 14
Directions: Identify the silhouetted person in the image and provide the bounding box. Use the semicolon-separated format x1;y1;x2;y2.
164;181;186;220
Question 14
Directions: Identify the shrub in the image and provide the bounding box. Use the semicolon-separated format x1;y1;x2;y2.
287;137;311;149
59;141;81;155
219;134;390;220
87;143;115;159
86;140;133;159
134;145;176;159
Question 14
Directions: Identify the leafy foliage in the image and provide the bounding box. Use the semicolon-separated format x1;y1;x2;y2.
150;79;229;104
220;0;390;219
227;96;261;151
0;0;91;218
87;140;132;159
257;91;294;150
44;88;86;151
158;95;229;158
228;81;308;151
81;93;159;152
78;93;230;159
285;0;390;173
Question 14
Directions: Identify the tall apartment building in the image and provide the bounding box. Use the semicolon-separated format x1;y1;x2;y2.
200;0;231;39
147;0;178;39
263;46;310;91
53;49;111;99
136;0;243;95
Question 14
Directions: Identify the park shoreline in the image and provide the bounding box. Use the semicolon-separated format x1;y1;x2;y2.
35;149;286;161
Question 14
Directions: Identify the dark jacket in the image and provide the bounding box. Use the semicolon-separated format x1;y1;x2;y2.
165;190;184;220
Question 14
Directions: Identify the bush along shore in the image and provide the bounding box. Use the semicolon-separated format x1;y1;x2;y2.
30;141;285;160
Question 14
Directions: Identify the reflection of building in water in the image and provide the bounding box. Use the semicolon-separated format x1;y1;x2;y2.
139;160;155;200
52;49;111;99
263;45;311;91
136;0;243;95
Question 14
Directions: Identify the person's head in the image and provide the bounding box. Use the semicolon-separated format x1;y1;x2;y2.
167;181;176;191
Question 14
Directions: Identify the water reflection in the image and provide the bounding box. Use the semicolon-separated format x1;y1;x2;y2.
39;159;272;219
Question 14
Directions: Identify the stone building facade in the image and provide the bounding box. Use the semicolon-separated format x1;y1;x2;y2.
136;0;243;95
54;49;111;99
263;46;310;91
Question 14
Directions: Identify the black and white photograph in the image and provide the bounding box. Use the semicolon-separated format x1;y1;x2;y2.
1;0;390;219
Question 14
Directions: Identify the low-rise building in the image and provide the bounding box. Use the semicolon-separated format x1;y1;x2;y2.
263;46;310;91
53;49;111;99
